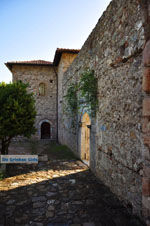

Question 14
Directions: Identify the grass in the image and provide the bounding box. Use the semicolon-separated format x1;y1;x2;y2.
7;140;78;161
0;171;6;180
29;139;38;154
42;142;78;160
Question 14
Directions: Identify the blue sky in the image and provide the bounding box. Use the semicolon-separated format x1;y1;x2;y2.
0;0;111;83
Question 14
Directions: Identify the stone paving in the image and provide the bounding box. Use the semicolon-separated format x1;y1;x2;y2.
0;160;146;226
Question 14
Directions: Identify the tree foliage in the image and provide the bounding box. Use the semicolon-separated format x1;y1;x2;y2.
0;81;36;154
65;83;78;113
79;69;98;112
65;69;98;119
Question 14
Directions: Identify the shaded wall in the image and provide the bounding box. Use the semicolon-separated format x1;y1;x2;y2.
57;53;78;144
60;0;146;218
140;0;150;224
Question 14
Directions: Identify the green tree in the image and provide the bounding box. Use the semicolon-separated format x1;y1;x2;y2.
0;81;36;154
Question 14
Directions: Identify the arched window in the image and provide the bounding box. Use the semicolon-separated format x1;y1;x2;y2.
39;83;45;96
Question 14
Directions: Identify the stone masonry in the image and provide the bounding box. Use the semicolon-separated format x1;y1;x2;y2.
6;62;57;140
5;0;150;224
56;51;79;144
6;50;79;141
59;0;150;223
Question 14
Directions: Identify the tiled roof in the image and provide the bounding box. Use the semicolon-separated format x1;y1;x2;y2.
7;60;52;64
5;48;80;71
55;48;80;53
53;48;80;66
5;60;53;71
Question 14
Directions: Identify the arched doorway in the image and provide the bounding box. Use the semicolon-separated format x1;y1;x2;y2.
41;122;51;139
81;113;91;164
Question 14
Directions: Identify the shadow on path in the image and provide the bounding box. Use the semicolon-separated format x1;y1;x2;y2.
0;160;146;226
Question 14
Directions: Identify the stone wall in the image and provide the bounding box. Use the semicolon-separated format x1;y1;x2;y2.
57;52;78;144
12;65;57;139
141;0;150;223
60;0;146;218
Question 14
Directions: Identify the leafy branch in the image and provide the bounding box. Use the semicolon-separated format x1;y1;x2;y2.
64;69;98;122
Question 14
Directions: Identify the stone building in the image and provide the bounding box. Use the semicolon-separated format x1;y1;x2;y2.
5;49;79;140
5;0;150;224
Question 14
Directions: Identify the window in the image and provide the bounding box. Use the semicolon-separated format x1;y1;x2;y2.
39;83;45;96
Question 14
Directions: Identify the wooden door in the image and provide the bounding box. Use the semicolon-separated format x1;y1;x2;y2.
41;122;50;139
81;113;91;161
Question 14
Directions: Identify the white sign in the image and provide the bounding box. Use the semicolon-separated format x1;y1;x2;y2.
0;155;38;164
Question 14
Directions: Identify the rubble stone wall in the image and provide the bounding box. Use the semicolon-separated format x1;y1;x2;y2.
61;0;146;218
57;53;78;144
12;65;57;139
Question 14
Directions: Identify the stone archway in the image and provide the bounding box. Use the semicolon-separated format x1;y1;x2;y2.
39;119;52;139
81;113;91;165
41;122;51;139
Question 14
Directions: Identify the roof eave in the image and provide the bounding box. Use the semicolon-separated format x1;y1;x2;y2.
53;49;80;66
5;63;12;72
5;62;54;71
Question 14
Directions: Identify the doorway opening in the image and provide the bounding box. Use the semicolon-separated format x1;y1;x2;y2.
41;122;51;139
81;113;91;165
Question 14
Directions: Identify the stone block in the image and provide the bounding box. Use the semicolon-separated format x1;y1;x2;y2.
143;136;150;147
143;166;150;178
33;202;45;208
142;118;150;133
146;219;150;226
143;40;150;67
142;205;150;219
142;177;150;196
142;146;150;159
142;196;150;210
143;67;150;93
46;210;54;218
143;98;150;116
38;154;48;162
83;223;95;226
70;224;81;226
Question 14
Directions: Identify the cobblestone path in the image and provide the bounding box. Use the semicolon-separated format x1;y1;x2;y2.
0;160;145;226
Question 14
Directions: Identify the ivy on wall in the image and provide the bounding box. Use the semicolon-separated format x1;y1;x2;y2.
64;69;98;123
65;83;78;114
79;69;98;114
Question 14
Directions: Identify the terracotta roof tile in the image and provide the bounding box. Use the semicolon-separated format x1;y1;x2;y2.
55;48;80;53
5;60;53;71
53;48;80;66
6;60;52;65
5;48;80;71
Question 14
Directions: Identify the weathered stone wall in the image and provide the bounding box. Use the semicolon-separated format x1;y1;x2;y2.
61;0;146;218
57;52;78;144
12;65;57;139
141;1;150;223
